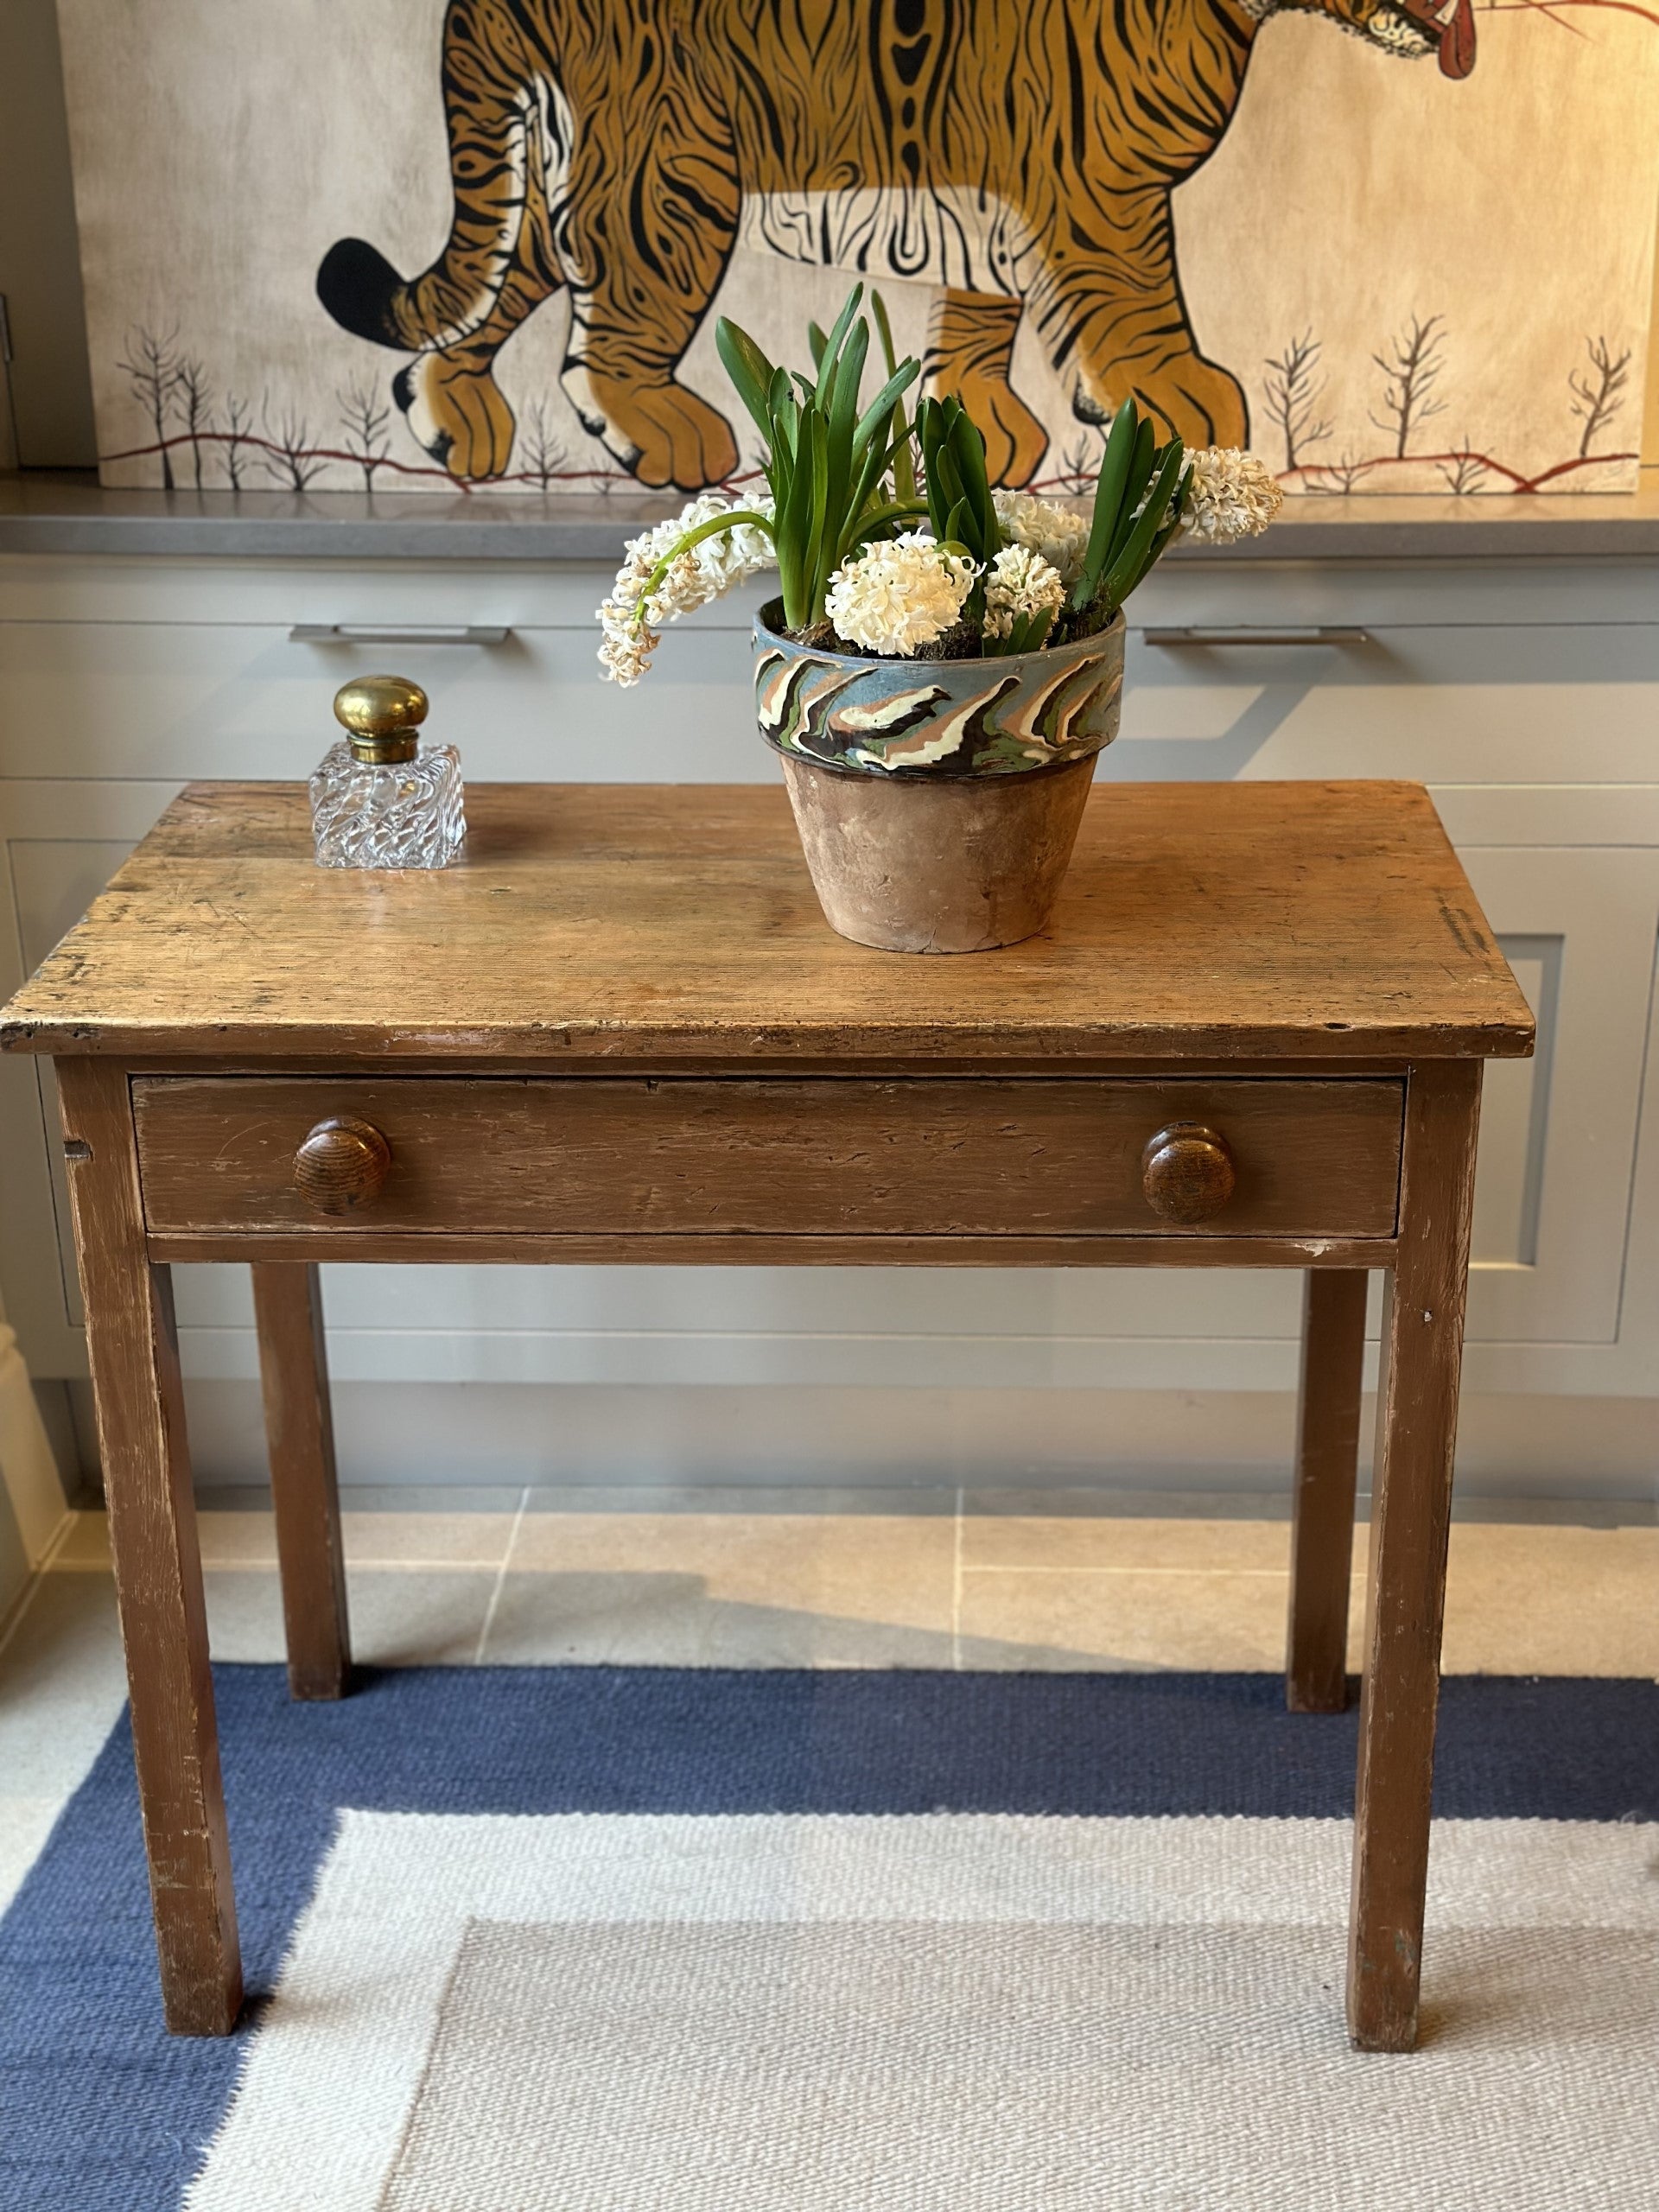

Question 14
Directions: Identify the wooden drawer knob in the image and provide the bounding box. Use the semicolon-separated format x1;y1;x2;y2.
293;1117;391;1216
1141;1122;1236;1224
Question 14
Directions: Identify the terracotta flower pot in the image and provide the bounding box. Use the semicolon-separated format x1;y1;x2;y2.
753;601;1125;953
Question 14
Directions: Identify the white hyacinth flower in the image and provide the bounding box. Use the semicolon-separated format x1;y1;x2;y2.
597;493;775;685
595;600;660;687
983;543;1066;647
824;532;979;657
991;490;1090;586
1180;450;1284;543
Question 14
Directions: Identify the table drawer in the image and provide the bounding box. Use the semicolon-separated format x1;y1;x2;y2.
130;1077;1404;1241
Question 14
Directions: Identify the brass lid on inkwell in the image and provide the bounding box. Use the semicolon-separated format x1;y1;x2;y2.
333;676;428;764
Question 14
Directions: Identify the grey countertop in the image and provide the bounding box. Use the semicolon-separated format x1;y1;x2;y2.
3;474;1659;563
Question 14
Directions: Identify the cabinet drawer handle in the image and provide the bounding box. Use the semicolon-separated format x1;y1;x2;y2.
289;624;511;646
1140;626;1370;648
294;1117;391;1216
1141;1122;1236;1224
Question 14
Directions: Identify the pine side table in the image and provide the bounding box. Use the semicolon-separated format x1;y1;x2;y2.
0;779;1533;2050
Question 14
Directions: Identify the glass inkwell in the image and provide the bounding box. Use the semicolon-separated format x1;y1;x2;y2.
310;675;465;868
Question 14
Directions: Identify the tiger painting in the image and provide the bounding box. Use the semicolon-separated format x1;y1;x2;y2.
317;0;1475;490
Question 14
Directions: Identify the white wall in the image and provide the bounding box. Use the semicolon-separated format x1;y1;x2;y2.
0;0;97;467
165;1378;1659;1505
0;1285;67;1605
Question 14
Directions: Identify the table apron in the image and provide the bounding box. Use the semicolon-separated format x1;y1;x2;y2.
145;1230;1401;1268
130;1073;1406;1246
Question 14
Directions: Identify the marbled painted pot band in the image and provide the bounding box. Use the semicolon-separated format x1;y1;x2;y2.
753;602;1125;779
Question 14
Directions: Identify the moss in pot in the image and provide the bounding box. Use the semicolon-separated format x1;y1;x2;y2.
598;284;1281;953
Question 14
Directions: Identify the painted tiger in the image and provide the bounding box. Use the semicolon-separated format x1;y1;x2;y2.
317;0;1474;489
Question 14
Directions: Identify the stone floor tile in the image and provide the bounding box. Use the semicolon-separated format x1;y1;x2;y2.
960;1513;1294;1575
202;1567;500;1669
488;1510;957;1667
0;1573;128;1798
957;1567;1293;1673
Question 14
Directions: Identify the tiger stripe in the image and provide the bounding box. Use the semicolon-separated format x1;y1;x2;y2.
316;0;1451;487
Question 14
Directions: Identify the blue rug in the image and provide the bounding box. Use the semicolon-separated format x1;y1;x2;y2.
3;1667;1656;2211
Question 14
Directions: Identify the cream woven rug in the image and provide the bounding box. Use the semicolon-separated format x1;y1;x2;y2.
188;1813;1658;2211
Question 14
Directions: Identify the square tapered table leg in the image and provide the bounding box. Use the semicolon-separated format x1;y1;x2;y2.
253;1262;352;1700
1287;1268;1369;1713
59;1060;242;2036
1347;1060;1481;2053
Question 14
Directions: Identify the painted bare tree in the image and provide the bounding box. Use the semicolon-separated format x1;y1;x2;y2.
1370;315;1449;459
263;402;327;492
1057;430;1103;496
1437;441;1488;495
175;358;213;490
338;379;391;490
1568;335;1632;458
518;399;569;492
1262;330;1331;473
117;327;182;490
1315;453;1377;495
223;394;253;490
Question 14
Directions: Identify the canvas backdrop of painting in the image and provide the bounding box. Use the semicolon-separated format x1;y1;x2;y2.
55;0;1659;497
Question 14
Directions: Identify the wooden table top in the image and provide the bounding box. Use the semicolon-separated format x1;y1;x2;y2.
0;780;1534;1065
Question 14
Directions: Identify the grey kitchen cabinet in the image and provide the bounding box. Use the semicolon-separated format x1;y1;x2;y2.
3;545;1655;1493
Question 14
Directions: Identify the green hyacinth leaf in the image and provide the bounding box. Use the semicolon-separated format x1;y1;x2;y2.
1073;396;1140;611
1101;436;1185;613
715;318;779;441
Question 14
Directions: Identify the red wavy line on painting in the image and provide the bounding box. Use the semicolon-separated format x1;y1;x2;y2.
1027;452;1640;497
1274;450;1639;494
103;434;1639;500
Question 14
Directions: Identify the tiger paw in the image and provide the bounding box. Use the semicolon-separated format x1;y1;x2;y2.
394;353;517;480
1072;353;1248;453
923;292;1047;488
566;368;739;490
940;376;1049;488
